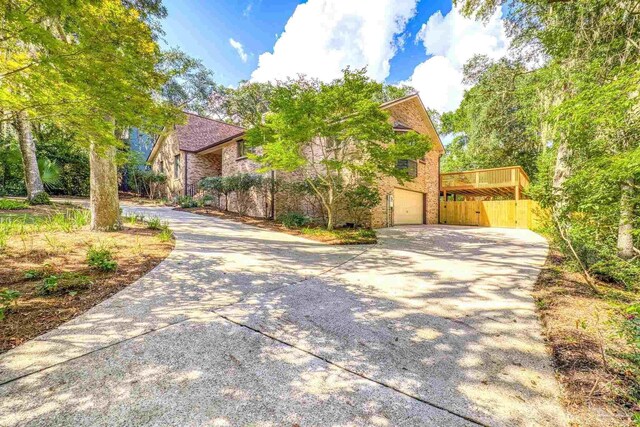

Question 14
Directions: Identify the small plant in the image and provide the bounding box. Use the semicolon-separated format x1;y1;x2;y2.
37;275;59;295
278;212;309;229
24;269;44;280
87;245;118;272
158;225;174;242
0;199;28;210
177;195;198;208
0;289;20;320
28;192;51;205
147;216;162;230
0;232;7;252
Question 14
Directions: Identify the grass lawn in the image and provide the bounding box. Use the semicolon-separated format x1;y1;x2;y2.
534;249;639;426
177;206;377;245
0;200;174;353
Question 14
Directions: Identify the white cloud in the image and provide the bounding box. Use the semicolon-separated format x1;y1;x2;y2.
251;0;417;82
229;38;248;63
405;7;509;113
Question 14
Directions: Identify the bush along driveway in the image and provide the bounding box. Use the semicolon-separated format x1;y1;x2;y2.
0;207;567;426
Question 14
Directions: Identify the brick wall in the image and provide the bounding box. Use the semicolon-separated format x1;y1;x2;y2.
369;97;443;228
220;141;270;217
186;152;221;188
150;133;184;199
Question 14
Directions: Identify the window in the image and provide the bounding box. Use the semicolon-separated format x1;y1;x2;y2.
174;154;180;179
159;160;164;174
396;159;418;178
236;139;246;158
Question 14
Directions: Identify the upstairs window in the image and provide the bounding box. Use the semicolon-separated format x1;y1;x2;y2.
159;160;164;174
396;159;418;178
174;154;180;179
236;140;246;158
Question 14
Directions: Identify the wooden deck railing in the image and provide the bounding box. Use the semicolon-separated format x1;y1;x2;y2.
441;166;530;190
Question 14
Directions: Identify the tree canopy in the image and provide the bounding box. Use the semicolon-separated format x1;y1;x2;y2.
245;68;431;229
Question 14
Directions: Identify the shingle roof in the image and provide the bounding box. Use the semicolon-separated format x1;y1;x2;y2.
176;113;245;153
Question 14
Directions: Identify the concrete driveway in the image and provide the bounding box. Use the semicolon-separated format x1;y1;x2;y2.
0;207;566;426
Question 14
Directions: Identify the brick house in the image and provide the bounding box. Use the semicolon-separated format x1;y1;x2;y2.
147;93;445;228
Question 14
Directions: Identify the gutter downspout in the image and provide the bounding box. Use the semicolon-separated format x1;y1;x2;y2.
270;170;276;220
183;151;188;196
437;154;442;224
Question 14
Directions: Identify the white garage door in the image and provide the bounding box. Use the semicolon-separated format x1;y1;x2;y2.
394;188;424;225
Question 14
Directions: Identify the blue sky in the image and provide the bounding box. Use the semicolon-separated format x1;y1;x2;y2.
160;0;507;113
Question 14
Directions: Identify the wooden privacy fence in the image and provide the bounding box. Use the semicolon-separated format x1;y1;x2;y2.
439;199;544;229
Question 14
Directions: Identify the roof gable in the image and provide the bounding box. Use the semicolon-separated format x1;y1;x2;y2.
380;93;445;153
177;113;245;153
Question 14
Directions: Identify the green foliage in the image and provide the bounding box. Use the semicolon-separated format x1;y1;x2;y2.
146;216;163;230
177;195;198;208
278;212;310;229
36;272;91;296
37;158;61;191
87;246;118;272
245;68;431;229
344;185;380;227
124;151;167;198
199;174;264;212
158;225;173;242
28;192;50;205
209;81;275;127
24;269;44;280
37;275;59;295
0;289;20;321
0;208;89;243
0;199;28;210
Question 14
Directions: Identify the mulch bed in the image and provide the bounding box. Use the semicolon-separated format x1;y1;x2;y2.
0;220;174;354
533;250;638;426
176;206;377;245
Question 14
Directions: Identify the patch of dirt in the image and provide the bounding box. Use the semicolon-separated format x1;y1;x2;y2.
177;206;377;245
534;250;638;426
119;192;168;206
0;223;174;354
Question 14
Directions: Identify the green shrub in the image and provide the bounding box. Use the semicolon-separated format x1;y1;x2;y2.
24;269;44;280
37;275;59;295
0;289;20;320
158;225;174;242
146;216;162;230
0;199;28;210
87;245;118;272
278;212;309;229
36;272;92;296
591;257;640;290
177;195;198;208
28;192;51;205
344;184;380;227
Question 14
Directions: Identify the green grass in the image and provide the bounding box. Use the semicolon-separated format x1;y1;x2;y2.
300;227;377;244
0;208;89;252
0;199;28;210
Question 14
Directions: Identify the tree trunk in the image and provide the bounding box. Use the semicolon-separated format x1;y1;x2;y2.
14;111;45;201
90;141;120;231
617;178;635;260
326;206;335;231
552;138;571;216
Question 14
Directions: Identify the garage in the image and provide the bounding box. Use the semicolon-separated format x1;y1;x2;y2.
393;188;424;225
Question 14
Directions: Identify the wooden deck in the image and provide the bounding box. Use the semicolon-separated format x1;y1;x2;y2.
440;166;530;199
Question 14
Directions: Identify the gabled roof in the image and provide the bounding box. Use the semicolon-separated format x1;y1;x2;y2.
380;93;445;153
177;113;245;153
